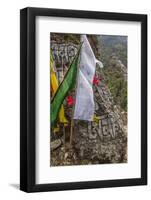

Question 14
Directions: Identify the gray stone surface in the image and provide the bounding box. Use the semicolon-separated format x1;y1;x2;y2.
51;40;127;166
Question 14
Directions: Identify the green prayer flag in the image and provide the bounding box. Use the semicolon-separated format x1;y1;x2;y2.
51;47;81;127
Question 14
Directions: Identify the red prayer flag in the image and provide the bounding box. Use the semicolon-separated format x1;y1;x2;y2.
67;95;75;106
93;75;100;85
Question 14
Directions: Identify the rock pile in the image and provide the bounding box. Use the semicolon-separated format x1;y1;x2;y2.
73;69;127;164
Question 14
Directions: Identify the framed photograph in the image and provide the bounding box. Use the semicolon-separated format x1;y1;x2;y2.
20;7;147;192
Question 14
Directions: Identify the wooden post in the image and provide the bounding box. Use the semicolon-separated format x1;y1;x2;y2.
61;57;66;150
63;125;66;152
70;119;74;146
69;43;82;147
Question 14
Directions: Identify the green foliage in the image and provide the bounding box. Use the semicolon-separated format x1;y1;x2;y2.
100;35;127;112
99;35;127;67
113;43;127;66
104;68;127;111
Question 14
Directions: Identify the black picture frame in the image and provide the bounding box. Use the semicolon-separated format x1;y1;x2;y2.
20;7;147;192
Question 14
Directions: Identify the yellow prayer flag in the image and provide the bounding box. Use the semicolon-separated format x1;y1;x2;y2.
50;51;68;128
93;114;101;123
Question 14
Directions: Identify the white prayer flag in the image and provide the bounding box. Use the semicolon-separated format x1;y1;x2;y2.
73;35;103;121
